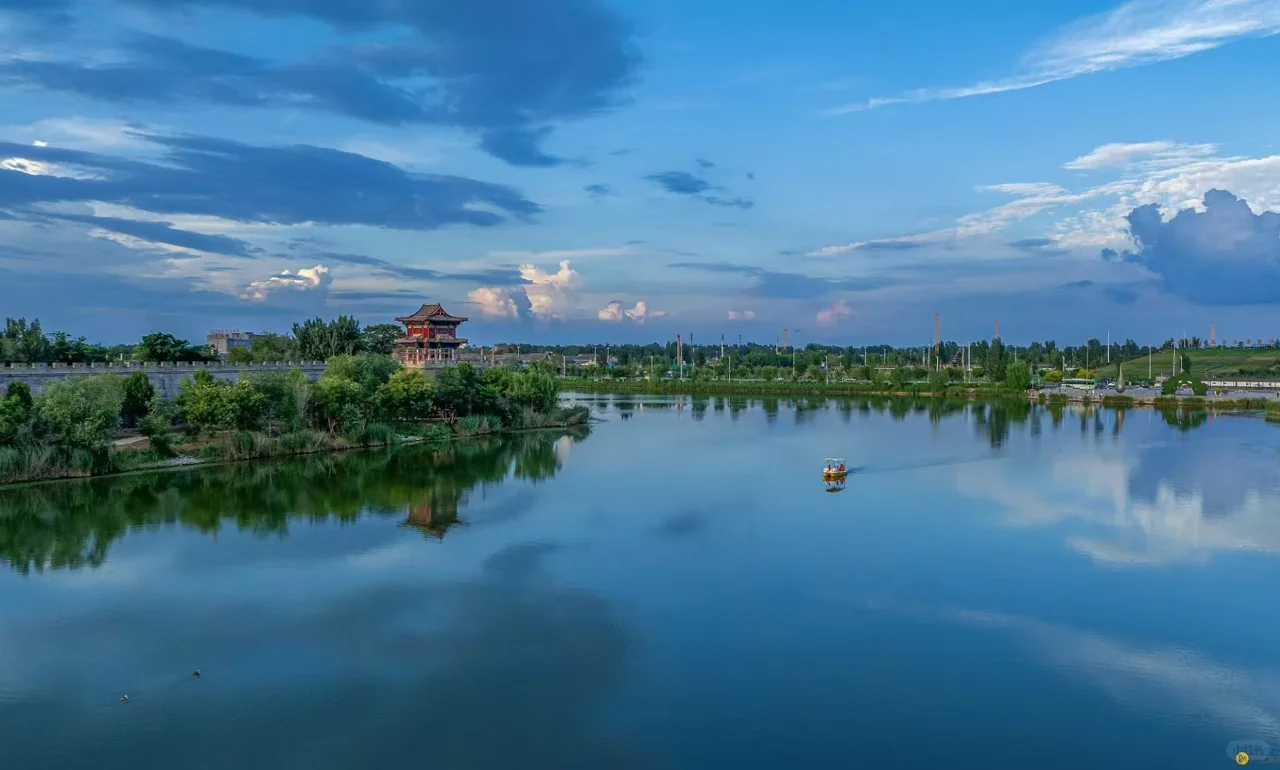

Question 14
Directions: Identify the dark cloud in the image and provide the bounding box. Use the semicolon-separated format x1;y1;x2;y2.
0;0;642;166
1009;237;1068;256
41;213;261;257
1105;189;1280;304
584;183;613;198
703;195;754;210
646;171;710;195
1060;279;1094;288
0;134;540;229
695;158;715;169
645;171;755;210
669;261;893;299
609;148;633;156
316;252;525;285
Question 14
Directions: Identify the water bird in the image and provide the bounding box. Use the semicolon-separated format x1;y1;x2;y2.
120;695;129;702
193;670;200;678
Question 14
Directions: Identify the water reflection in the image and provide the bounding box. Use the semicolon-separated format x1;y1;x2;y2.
0;428;588;575
955;415;1280;566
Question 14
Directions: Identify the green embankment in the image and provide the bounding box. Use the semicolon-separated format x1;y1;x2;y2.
1097;347;1280;379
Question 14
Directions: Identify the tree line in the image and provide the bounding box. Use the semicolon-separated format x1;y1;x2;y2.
1;316;404;365
0;354;585;485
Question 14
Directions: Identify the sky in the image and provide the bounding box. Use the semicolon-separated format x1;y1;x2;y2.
1;0;1279;346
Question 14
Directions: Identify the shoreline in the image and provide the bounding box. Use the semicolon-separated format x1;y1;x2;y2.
562;380;1274;412
0;420;589;490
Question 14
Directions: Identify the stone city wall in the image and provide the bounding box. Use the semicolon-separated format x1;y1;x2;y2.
0;361;328;398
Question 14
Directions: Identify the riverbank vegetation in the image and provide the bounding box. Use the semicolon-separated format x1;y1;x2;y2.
0;428;586;574
0;357;588;485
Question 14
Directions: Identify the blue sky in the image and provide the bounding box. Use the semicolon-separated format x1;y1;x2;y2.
1;0;1279;346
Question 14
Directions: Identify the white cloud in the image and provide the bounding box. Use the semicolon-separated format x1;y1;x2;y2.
728;309;757;320
241;264;331;300
824;0;1280;115
0;117;154;151
854;597;1280;741
598;300;664;323
1064;140;1219;170
0;156;105;180
813;139;1280;257
518;259;579;318
468;287;525;319
816;300;852;325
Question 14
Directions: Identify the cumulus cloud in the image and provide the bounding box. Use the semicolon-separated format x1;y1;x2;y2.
468;260;580;321
467;287;532;320
1104;189;1280;304
598;300;663;323
816;300;852;325
728;309;756;320
241;264;331;300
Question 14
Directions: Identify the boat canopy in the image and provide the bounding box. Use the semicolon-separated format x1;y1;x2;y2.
824;458;845;463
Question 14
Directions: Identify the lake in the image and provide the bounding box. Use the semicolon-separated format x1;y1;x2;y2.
2;395;1279;769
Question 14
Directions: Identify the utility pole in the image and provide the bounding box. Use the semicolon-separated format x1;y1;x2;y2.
1107;329;1110;363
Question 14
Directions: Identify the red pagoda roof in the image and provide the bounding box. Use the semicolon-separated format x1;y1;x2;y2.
395;303;468;324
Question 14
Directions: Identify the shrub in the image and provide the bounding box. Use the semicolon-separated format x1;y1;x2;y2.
36;374;124;448
120;371;155;428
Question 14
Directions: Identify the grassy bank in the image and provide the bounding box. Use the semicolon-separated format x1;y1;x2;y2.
0;400;590;487
562;377;1024;399
566;378;1278;413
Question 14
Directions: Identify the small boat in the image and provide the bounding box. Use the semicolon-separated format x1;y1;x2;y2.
822;458;848;479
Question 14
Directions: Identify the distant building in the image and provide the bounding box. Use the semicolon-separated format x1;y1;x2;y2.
392;303;468;367
207;329;255;359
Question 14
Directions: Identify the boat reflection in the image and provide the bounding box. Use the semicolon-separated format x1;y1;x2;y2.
825;478;846;494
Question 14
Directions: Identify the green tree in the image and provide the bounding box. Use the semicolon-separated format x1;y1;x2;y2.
1044;369;1063;383
36;374;125;448
309;376;365;431
1004;360;1032;390
509;369;559;413
928;369;948;392
137;395;175;457
177;370;234;433
325;353;399;394
135;332;212;362
377;369;434;422
4;381;33;411
226;380;268;430
985;339;1008;383
293;316;362;360
889;367;908;390
361;323;403;355
0;395;32;446
120;371;155;428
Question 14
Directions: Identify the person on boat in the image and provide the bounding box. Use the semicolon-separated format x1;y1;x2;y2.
837;463;845;472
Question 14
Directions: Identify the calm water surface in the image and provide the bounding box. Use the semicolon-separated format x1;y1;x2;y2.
3;395;1280;769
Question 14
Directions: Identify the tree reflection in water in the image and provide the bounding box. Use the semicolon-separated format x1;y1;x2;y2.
0;427;589;575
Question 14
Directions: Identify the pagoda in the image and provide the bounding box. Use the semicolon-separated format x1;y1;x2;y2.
393;303;469;367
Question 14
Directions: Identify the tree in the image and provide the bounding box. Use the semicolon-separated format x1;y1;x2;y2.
889;367;908;390
36;374;124;448
928;369;948;392
4;381;33;411
377;369;434;422
325;353;399;394
985;339;1007;383
293;316;362;360
361;323;403;355
309;376;365;431
1004;360;1032;391
177;370;234;433
135;332;212;362
509;369;559;413
1044;369;1063;383
120;371;155;428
